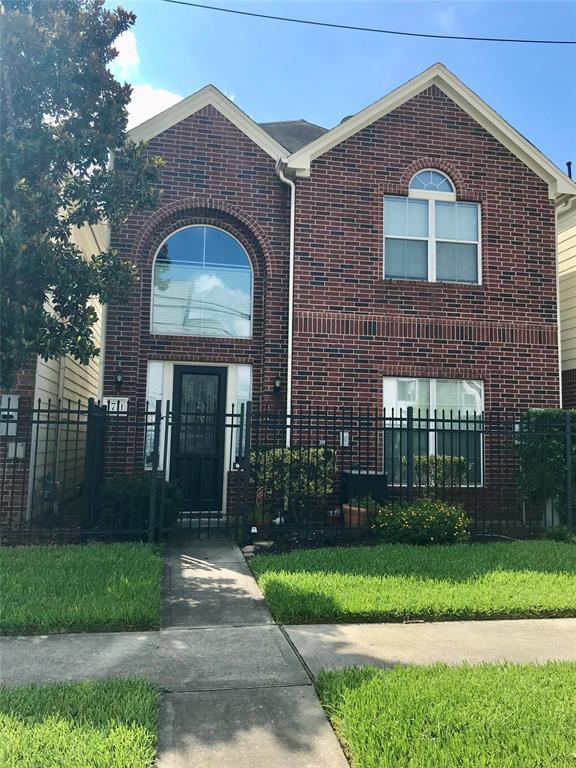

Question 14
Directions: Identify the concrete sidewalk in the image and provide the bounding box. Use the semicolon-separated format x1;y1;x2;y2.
0;625;308;690
286;617;576;676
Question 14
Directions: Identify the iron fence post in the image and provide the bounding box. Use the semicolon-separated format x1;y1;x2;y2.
148;400;162;543
240;401;252;546
566;410;574;529
82;398;106;533
406;406;414;502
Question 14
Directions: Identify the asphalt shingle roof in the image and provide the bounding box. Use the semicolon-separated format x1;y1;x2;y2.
259;119;327;153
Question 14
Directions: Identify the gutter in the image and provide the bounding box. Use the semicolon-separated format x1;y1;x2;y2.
275;159;296;447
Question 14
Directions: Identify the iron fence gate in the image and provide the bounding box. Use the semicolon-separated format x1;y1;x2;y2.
0;398;574;544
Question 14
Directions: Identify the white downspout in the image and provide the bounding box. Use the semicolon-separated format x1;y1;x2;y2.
276;159;296;447
556;195;576;408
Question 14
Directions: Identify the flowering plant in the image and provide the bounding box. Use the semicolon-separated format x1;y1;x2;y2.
371;497;470;544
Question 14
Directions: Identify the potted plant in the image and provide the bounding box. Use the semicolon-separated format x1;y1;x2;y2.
342;496;376;528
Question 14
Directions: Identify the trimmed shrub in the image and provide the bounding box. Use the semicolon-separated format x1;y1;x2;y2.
543;526;576;544
516;409;576;509
405;454;473;492
371;497;470;544
250;446;336;523
98;473;182;532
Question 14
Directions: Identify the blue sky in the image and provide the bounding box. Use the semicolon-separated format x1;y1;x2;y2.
110;1;576;171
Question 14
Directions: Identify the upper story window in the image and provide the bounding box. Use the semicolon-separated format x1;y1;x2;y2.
152;225;252;338
410;170;455;193
384;170;481;284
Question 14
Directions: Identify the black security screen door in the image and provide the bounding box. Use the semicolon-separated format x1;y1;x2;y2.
171;367;227;511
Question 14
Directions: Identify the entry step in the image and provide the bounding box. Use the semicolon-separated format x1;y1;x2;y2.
181;510;224;520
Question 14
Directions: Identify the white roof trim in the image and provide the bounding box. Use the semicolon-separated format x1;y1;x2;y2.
128;84;286;161
285;63;576;199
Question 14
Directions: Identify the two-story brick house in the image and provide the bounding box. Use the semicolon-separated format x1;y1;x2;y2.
101;63;576;513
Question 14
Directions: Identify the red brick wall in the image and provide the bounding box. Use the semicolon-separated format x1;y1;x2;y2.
291;85;559;411
105;105;290;412
106;87;560;419
0;362;37;524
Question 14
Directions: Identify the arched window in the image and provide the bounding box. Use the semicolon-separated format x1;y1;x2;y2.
384;169;480;284
152;225;252;338
409;169;455;194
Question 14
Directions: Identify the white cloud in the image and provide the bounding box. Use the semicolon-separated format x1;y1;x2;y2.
435;7;458;33
223;90;236;103
108;31;182;129
110;30;140;82
126;84;183;129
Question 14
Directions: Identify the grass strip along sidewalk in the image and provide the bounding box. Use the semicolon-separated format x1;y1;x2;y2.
316;662;576;768
0;543;163;635
0;679;158;768
250;541;576;623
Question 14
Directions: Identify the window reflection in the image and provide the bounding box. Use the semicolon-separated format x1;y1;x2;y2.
152;226;252;338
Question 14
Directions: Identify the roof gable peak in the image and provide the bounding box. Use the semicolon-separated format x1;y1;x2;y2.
284;63;576;199
128;84;286;160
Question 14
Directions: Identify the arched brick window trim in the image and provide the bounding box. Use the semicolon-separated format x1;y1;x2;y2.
134;196;277;279
400;159;467;199
137;200;272;346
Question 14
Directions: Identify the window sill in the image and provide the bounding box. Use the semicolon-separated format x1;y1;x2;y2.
380;278;484;291
146;331;254;343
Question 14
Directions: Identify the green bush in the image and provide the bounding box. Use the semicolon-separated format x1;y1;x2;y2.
250;447;336;523
543;526;576;544
371;497;470;544
404;454;473;491
516;410;576;514
98;473;182;532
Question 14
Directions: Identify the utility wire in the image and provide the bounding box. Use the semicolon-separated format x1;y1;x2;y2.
159;0;576;45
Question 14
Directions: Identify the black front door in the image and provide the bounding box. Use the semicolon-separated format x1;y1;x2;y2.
171;366;227;511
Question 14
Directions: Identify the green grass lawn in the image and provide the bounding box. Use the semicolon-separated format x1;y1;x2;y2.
250;541;576;623
316;662;576;768
0;679;158;768
0;543;163;635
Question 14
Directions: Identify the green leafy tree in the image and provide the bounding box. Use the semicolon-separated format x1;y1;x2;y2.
0;0;163;388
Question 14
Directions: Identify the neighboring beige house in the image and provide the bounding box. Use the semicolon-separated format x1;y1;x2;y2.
559;197;576;407
33;222;108;408
0;221;109;520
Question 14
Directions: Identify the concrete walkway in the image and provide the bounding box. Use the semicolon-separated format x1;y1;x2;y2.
155;543;349;766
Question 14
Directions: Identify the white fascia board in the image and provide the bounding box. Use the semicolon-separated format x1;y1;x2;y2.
128;84;286;161
285;63;576;200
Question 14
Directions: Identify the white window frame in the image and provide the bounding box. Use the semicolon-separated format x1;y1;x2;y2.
383;376;485;486
383;169;482;285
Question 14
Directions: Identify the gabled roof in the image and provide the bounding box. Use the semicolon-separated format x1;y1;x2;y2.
284;63;576;200
259;120;327;153
128;84;287;161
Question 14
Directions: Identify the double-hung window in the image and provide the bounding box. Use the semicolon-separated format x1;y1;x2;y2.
383;376;484;486
384;170;481;284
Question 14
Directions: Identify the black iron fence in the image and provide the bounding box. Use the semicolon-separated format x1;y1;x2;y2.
0;398;574;543
250;407;575;535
